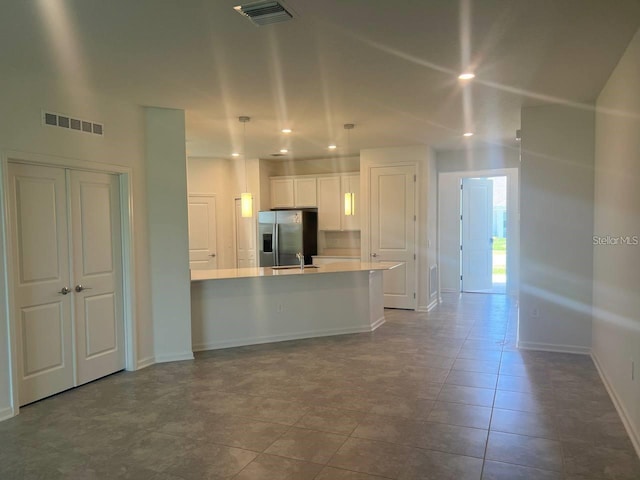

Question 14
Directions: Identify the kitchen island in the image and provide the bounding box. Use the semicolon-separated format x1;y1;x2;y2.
190;262;400;352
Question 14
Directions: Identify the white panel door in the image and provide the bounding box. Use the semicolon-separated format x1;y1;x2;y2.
8;163;74;405
188;195;217;270
462;178;493;292
235;198;257;267
370;165;416;309
69;171;125;385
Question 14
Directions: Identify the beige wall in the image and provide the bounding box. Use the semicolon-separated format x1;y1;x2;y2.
437;146;520;172
592;28;640;450
520;104;595;352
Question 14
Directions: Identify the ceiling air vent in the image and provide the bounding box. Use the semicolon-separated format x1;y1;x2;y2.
234;1;293;26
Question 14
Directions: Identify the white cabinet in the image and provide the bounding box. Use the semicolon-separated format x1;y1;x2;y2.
270;176;317;208
270;173;359;230
294;177;317;207
271;178;295;208
316;174;360;231
341;174;360;231
317;176;341;230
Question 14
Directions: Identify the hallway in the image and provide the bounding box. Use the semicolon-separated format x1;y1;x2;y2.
0;294;637;479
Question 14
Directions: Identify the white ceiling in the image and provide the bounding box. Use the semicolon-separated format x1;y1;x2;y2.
1;0;639;160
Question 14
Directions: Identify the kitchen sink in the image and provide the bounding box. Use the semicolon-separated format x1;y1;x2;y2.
271;265;319;270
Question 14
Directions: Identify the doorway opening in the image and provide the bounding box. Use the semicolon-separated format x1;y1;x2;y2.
461;175;507;294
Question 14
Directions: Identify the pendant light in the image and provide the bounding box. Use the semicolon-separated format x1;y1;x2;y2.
239;116;253;218
343;123;355;216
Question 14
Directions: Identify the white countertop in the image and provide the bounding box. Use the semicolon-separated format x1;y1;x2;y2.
191;261;402;281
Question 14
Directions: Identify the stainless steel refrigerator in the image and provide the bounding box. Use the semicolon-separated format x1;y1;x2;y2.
258;210;318;267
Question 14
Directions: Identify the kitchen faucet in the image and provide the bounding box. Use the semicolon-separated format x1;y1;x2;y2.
296;252;304;270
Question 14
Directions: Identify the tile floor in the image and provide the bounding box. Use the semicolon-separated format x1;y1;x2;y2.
1;293;639;479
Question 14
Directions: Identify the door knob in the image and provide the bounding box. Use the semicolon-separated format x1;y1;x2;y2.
370;253;378;257
75;284;92;292
208;253;216;257
59;287;70;295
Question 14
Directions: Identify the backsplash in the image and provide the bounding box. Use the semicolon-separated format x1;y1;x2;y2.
318;231;361;256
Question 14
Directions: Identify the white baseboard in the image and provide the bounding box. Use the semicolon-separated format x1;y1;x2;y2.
193;325;375;352
154;352;195;363
591;351;640;458
371;317;385;331
517;341;591;355
0;406;15;422
440;288;458;293
136;356;155;370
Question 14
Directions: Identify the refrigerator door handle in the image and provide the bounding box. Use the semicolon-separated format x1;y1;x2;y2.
275;223;280;266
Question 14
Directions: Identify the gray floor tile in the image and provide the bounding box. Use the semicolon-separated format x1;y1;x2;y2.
438;384;495;407
486;431;563;472
329;437;416;478
427;401;492;429
400;449;483;480
264;427;347;464
490;408;558;439
315;466;390;479
295;407;364;435
481;460;563;479
234;453;323;479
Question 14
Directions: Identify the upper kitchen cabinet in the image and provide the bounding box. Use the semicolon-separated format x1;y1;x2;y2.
317;176;341;230
294;177;317;207
270;178;294;208
317;173;360;231
270;176;317;208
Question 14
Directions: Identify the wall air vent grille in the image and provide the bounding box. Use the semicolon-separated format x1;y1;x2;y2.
234;1;293;26
42;111;104;136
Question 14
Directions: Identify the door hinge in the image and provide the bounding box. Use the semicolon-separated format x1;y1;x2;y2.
414;215;416;221
414;174;417;182
460;275;463;280
413;292;416;299
460;245;462;251
413;253;416;260
460;183;463;190
460;215;463;221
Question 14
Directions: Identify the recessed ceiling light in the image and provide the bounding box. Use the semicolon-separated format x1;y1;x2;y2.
458;73;475;80
280;149;288;153
328;145;337;150
281;128;292;134
232;152;240;157
463;132;474;137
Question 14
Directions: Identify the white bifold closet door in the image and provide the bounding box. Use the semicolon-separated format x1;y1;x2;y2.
8;163;124;405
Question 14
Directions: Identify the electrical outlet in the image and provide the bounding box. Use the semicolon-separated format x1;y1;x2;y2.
277;303;284;313
531;307;540;318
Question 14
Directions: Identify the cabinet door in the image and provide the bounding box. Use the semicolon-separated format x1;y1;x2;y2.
294;177;317;207
341;174;360;231
271;178;294;208
317;176;341;230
